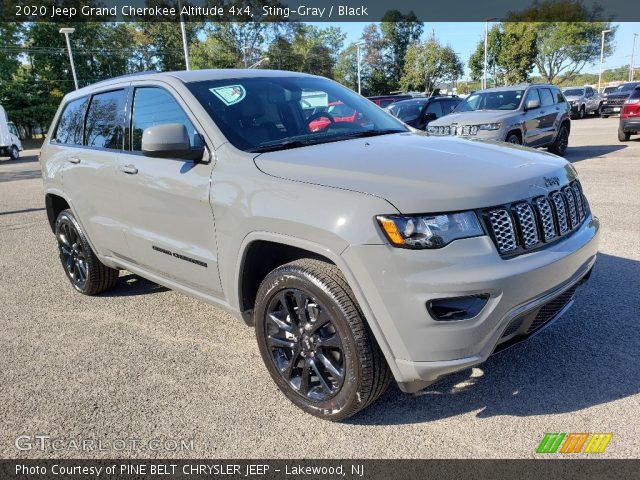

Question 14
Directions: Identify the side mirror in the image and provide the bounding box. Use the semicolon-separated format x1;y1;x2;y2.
423;112;437;123
141;123;205;161
525;99;540;110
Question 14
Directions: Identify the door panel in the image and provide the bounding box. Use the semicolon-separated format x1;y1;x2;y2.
118;85;222;295
537;88;558;145
522;89;545;146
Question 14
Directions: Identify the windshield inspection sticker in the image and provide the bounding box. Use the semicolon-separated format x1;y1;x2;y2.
210;85;246;106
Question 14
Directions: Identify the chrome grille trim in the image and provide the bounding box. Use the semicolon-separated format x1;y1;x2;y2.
563;186;579;228
513;203;539;248
484;180;588;258
551;191;569;234
533;197;556;242
487;209;517;254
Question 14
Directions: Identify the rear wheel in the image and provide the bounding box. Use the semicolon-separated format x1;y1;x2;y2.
254;259;391;421
549;125;569;156
578;106;585;119
9;145;19;160
618;127;631;142
55;209;119;295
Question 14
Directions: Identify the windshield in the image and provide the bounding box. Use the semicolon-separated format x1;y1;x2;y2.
186;76;407;152
563;88;584;96
616;83;640;93
603;87;617;94
387;101;426;122
455;90;525;112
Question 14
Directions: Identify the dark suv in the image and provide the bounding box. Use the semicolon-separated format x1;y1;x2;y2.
601;82;640;117
618;86;640;141
386;96;461;130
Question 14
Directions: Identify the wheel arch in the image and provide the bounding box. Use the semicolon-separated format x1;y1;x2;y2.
45;192;71;232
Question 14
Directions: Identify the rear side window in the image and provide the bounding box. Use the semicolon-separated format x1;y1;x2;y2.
539;88;555;107
53;97;88;145
85;90;125;149
630;88;640;100
131;87;196;152
554;89;566;104
425;101;443;118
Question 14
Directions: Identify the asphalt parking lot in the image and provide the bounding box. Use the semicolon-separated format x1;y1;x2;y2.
1;117;639;459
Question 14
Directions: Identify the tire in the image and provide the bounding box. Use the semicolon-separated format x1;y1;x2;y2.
594;104;601;116
618;127;631;142
506;132;521;145
9;145;19;160
54;209;119;295
549;125;569;156
578;106;585;119
601;114;610;118
254;258;391;421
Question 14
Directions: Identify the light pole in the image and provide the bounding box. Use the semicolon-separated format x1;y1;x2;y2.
59;27;78;90
178;0;190;70
598;29;613;92
242;46;250;68
483;18;497;90
631;33;638;82
355;41;365;95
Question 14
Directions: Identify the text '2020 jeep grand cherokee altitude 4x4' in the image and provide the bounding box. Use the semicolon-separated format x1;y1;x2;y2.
40;70;599;421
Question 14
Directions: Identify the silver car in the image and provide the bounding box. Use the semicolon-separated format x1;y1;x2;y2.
428;84;571;156
40;70;599;420
562;86;601;119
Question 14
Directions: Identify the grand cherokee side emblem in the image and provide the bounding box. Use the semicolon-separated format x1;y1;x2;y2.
544;176;560;188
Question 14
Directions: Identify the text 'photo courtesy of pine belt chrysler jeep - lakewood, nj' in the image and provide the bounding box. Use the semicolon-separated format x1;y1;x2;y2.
39;70;599;421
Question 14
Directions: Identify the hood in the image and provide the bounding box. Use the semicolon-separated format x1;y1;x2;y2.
254;132;575;213
429;110;516;126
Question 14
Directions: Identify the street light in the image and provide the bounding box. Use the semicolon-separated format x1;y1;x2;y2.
59;27;78;90
242;46;250;68
178;0;190;70
483;18;498;90
355;41;365;95
598;29;613;92
631;33;638;82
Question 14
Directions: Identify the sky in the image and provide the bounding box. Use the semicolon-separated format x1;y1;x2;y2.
314;22;640;79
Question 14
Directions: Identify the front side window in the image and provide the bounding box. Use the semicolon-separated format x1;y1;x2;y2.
8;123;18;136
53;97;88;145
524;88;541;107
85;90;125;149
186;76;406;152
456;89;525;112
131;87;197;152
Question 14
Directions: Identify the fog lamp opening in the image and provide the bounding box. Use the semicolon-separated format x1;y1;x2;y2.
427;294;489;321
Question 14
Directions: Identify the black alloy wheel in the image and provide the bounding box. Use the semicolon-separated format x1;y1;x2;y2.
54;209;119;295
264;288;345;401
549;125;569;156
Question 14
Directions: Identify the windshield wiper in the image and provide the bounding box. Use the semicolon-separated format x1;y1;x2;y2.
328;129;406;141
249;139;310;153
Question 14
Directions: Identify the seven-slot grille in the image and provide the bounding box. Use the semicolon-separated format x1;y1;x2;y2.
484;180;589;256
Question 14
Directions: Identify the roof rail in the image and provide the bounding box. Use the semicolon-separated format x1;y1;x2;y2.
87;71;161;88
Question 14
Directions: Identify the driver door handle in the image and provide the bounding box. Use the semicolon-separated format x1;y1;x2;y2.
119;164;138;175
67;156;81;164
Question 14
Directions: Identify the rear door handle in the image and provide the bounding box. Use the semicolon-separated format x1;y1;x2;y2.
119;164;138;175
67;156;81;164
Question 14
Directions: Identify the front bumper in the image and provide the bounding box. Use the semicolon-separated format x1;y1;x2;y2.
342;214;600;393
601;105;623;115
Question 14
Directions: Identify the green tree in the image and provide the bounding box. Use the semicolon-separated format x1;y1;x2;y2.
380;10;424;87
400;35;463;93
190;35;242;69
468;26;502;84
334;44;358;91
509;0;615;84
0;23;24;82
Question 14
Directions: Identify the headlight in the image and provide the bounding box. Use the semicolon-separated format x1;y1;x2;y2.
477;123;501;131
376;212;484;249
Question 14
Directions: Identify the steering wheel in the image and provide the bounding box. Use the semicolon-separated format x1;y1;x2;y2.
306;111;335;132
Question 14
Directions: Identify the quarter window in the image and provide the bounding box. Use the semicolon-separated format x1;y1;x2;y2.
539;88;555;107
554;89;566;104
53;97;88;145
131;87;197;152
85;90;125;149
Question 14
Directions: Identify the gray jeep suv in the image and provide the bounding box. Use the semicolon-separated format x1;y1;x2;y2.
40;70;599;420
428;84;571;156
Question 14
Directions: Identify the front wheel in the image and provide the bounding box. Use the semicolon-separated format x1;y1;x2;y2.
254;259;391;421
578;106;585;119
601;114;610;119
549;125;569;156
506;133;521;145
55;209;119;295
9;145;19;160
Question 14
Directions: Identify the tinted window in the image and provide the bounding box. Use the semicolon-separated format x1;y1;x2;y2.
554;89;566;104
388;101;427;122
85;90;125;149
131;87;197;152
630;87;640;100
442;99;459;114
524;88;541;107
425;101;443;118
53;97;88;145
539;88;555;107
